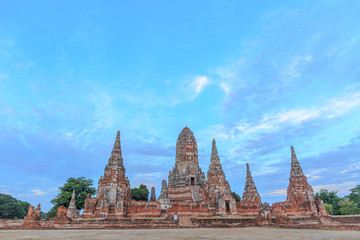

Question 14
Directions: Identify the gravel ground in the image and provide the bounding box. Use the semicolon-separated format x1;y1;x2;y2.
0;227;359;240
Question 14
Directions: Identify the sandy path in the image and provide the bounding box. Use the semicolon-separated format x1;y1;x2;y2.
0;227;359;240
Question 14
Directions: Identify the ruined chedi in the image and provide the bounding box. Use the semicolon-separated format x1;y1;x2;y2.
24;204;41;223
285;146;316;215
66;189;79;219
82;131;131;218
272;146;318;216
237;163;261;216
206;139;236;215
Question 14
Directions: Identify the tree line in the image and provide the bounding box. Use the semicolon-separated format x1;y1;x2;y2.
315;185;360;215
0;194;30;219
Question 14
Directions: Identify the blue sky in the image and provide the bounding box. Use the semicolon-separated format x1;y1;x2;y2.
1;0;359;212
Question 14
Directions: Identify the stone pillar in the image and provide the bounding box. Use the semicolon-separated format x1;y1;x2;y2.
150;187;156;201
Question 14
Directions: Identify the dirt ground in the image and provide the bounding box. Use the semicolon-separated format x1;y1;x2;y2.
0;227;359;240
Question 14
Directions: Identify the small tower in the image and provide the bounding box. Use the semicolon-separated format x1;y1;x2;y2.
242;163;261;203
66;189;79;219
207;139;236;215
157;180;171;210
150;187;156;201
237;163;261;216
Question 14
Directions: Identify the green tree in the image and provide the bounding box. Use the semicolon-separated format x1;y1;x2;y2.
324;203;333;215
17;200;30;218
43;206;58;219
130;184;149;201
346;185;360;208
315;189;342;215
0;193;30;219
46;177;96;219
339;198;360;215
232;192;241;202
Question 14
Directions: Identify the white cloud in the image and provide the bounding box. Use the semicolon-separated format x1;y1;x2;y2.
233;90;360;135
66;132;73;137
0;185;5;188
220;83;231;95
190;76;209;99
313;182;357;195
30;189;46;195
263;189;287;197
339;162;360;174
281;55;313;80
215;67;235;79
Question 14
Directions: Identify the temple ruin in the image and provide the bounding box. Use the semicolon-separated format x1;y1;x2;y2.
14;126;359;230
79;127;326;219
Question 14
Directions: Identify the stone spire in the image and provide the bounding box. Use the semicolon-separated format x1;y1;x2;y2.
286;146;316;213
291;146;298;163
109;131;123;166
207;139;225;178
66;189;79;219
246;163;251;178
206;139;236;214
290;146;304;178
210;139;220;164
242;163;261;203
150;187;156;201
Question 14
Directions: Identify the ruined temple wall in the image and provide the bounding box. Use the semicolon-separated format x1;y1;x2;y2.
237;201;261;217
167;202;213;217
126;200;162;218
82;197;98;218
271;201;315;216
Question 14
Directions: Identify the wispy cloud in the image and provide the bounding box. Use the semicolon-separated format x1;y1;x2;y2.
281;55;312;81
30;189;46;196
263;189;287;197
189;76;209;99
233;90;360;136
0;189;13;196
220;83;231;95
339;162;360;174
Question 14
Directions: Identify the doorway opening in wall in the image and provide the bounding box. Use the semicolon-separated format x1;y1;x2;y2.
191;177;195;186
225;200;230;212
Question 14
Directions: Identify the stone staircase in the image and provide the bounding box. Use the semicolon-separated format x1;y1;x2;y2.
191;186;201;202
108;204;115;218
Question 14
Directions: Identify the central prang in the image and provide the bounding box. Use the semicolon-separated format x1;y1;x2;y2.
168;127;208;205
